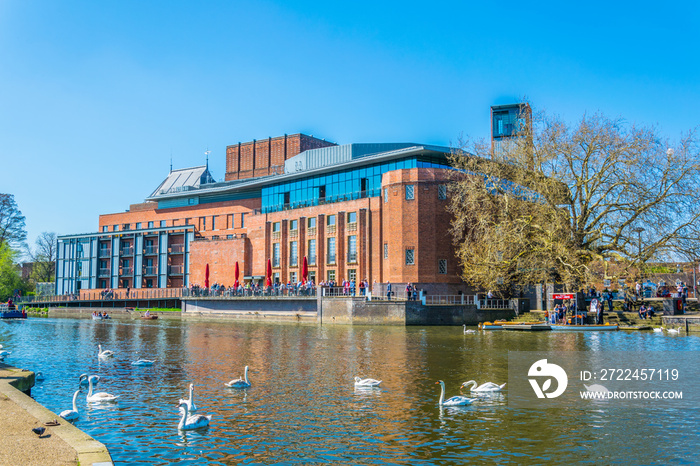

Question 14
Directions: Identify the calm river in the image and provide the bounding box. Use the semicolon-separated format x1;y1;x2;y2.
1;318;699;465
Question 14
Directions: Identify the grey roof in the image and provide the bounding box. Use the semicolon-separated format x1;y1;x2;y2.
150;166;215;197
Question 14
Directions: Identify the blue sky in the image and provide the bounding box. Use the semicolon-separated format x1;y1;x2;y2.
1;1;699;251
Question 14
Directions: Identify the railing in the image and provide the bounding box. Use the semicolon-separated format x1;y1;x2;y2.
346;222;357;232
170;244;185;253
272;231;281;240
347;252;357;263
168;265;184;274
97;268;111;277
478;298;511;309
120;247;134;256
327;225;336;235
120;267;134;275
424;295;476;305
144;266;158;275
322;286;365;297
184;285;317;298
307;227;316;236
98;249;111;258
144;246;159;255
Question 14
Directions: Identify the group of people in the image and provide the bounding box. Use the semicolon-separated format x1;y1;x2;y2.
546;301;580;324
91;311;110;319
638;303;656;320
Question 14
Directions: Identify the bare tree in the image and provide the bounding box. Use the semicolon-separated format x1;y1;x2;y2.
0;194;27;249
27;232;57;283
448;110;700;292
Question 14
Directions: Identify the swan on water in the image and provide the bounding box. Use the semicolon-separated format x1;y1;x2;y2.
354;376;382;387
463;325;477;334
652;328;664;333
97;344;114;358
60;390;81;421
177;400;211;430
461;380;506;392
179;383;197;414
225;365;251;388
667;327;682;334
79;374;101;387
436;380;476;406
86;375;119;403
131;353;156;366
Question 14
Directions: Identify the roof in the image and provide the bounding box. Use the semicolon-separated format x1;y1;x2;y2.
150;166;215;198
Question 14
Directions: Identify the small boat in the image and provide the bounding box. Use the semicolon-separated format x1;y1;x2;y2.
0;304;26;319
502;323;552;331
141;314;158;320
550;324;618;331
479;320;543;330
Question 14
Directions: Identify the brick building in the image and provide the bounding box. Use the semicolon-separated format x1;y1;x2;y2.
56;134;470;296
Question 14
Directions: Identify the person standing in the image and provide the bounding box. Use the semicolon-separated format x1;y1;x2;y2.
387;281;392;300
597;300;604;324
606;290;613;312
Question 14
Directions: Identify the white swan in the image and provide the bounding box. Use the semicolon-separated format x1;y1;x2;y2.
354;376;382;387
179;383;197;414
461;380;506;392
463;324;477;334
131;353;156;366
225;365;251;388
86;375;119;403
60;390;80;421
97;344;114;358
652;328;664;333
436;380;476;406
177;400;211;430
79;374;101;387
667;327;682;334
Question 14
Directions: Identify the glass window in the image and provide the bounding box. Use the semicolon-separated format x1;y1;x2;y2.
290;220;298;231
405;185;415;200
327;237;336;264
438;184;447;200
160;220;166;227
241;213;245;228
308;217;316;228
113;225;119;231
405;248;415;265
384;243;388;259
347;212;356;224
327;270;336;282
439;259;447;274
290;241;298;266
273;222;281;232
212;216;216;230
102;226;108;232
273;243;280;267
384;188;388;203
348;269;356;282
201;217;206;231
148;221;154;228
136;222;142;229
308;239;316;265
327;215;336;226
348;235;357;263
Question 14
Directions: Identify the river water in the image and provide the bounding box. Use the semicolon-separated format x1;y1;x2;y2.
1;317;698;465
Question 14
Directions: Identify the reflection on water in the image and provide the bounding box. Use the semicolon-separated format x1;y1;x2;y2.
0;318;698;464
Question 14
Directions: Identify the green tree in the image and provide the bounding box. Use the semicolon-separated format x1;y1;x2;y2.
0;194;27;250
448;110;700;293
0;243;26;301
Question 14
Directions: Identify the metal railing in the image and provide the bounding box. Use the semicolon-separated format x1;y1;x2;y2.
16;287;185;303
97;268;111;277
168;265;184;274
184;285;317;298
120;247;134;256
120;267;134;275
170;244;185;253
144;246;158;255
478;298;511;309
98;249;111;258
144;266;158;275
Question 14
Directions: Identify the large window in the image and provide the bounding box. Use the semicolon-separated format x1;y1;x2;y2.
405;185;415;200
347;235;357;263
241;213;245;228
290;220;298;231
327;237;336;264
405;248;415;265
438;184;447;200
308;239;316;265
290;241;298;266
327;215;336;226
308;217;316;228
347;212;356;224
273;222;281;232
384;243;388;259
273;243;280;267
439;259;447;274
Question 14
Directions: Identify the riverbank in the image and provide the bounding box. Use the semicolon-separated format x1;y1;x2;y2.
0;363;113;466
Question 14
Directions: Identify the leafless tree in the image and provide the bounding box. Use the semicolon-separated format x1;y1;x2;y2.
0;194;27;249
27;232;57;283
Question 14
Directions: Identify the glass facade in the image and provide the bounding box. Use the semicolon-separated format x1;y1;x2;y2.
261;156;451;213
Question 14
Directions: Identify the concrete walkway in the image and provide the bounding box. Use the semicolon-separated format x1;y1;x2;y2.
0;364;113;466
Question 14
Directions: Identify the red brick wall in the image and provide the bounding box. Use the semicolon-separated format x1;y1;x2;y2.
189;237;248;287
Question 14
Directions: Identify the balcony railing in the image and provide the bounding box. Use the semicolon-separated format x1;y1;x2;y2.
97;268;111;277
327;254;336;265
120;247;134;256
144;245;158;255
168;265;184;275
170;244;185;253
98;249;111;258
144;266;158;276
120;267;134;275
347;252;358;263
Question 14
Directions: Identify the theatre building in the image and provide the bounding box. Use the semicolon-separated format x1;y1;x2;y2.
56;133;468;296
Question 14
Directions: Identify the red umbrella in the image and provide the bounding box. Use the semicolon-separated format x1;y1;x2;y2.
234;261;240;288
266;258;272;287
205;263;210;289
302;256;308;284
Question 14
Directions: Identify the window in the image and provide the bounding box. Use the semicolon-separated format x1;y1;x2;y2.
241;213;245;228
327;270;336;282
347;235;357;263
439;259;447;274
273;243;280;267
273;272;280;284
384;188;388;203
211;216;216;230
185;218;190;225
188;198;196;205
160;220;166;227
290;241;298;266
136;222;142;229
308;217;316;228
290;220;298;231
348;269;356;282
405;185;415;200
200;217;206;231
148;221;154;228
405;248;415;265
438;184;447;200
123;223;130;230
227;234;233;239
228;214;235;229
384;243;388;259
273;222;281;232
327;237;336;264
308;239;316;265
347;212;356;224
327;215;336;226
113;225;119;231
102;226;108;232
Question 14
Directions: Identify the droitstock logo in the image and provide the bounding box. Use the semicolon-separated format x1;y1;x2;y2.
528;359;568;399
